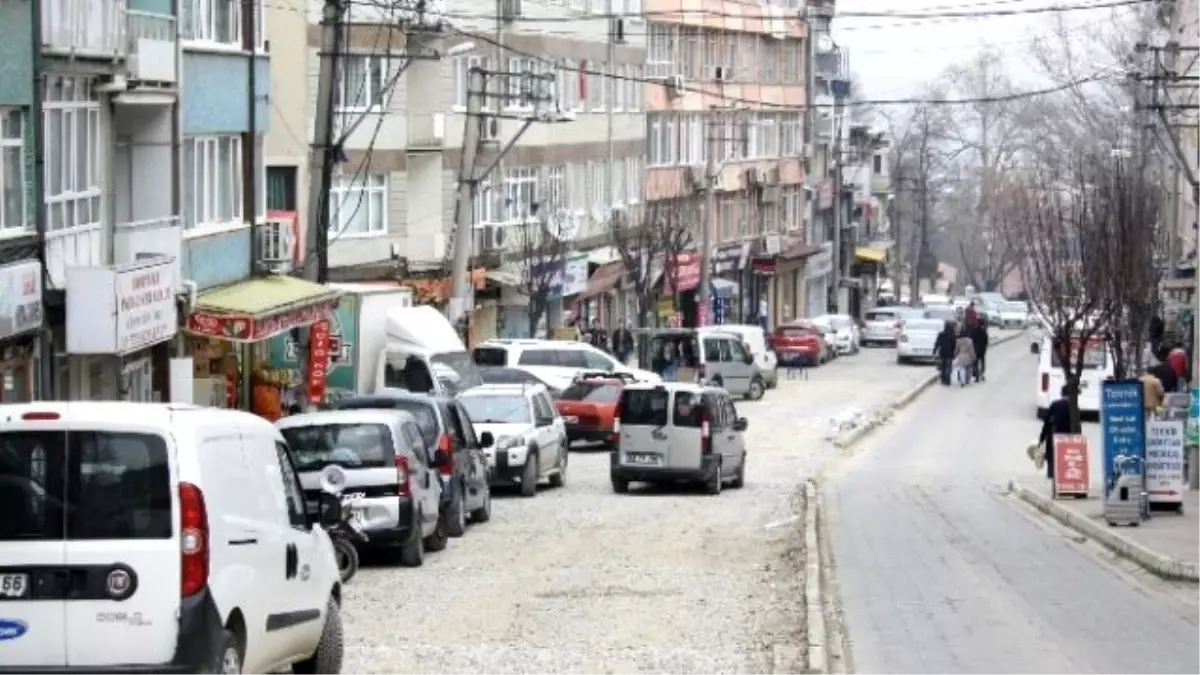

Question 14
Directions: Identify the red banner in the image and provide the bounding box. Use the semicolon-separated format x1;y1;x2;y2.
307;320;331;405
1053;434;1090;497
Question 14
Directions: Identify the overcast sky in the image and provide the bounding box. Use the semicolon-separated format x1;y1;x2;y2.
831;0;1129;101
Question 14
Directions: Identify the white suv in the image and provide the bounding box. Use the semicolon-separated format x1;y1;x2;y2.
0;403;344;674
458;384;569;497
472;339;661;392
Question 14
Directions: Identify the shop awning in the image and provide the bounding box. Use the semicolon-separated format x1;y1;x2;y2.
486;265;524;287
779;242;821;261
185;276;340;342
587;246;622;266
854;246;888;263
582;261;624;299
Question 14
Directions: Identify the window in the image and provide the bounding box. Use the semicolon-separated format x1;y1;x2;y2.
626;156;643;203
266;165;297;210
557;59;576;112
648;115;666;166
181;0;241;45
1;109;26;231
589;161;606;214
183;136;242;230
336;55;390;111
618;388;669;426
329;173;386;237
873;154;884;174
626;65;641;111
648;23;677;77
568;162;588;213
43;75;101;233
543;165;566;211
461;394;533;424
453;55;492;110
273;442;308;528
502;166;538;222
720;198;736;241
589;63;606;111
612;64;625;111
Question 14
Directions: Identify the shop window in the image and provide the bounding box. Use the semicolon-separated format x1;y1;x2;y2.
122;358;153;402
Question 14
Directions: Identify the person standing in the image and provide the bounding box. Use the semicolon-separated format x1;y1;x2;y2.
954;326;977;386
1167;344;1190;391
1039;385;1080;482
971;318;990;381
1140;366;1166;414
933;319;957;386
964;301;979;328
611;320;634;365
589;318;609;353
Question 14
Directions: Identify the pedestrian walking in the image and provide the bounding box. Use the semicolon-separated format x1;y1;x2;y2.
1039;385;1079;482
971;317;989;382
933;320;957;386
1167;344;1190;390
589;318;609;353
964;301;979;328
610;320;634;365
953;326;977;386
1149;357;1178;395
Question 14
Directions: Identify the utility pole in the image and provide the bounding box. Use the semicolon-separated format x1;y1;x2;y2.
305;0;344;285
832;100;845;314
605;0;615;237
449;67;487;324
245;0;259;275
698;116;720;323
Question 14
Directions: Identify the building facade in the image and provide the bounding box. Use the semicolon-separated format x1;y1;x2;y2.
644;0;809;329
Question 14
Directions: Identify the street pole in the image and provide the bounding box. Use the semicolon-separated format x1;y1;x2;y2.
606;0;615;229
698;116;719;324
305;0;343;285
448;67;486;324
832;104;845;314
245;0;258;275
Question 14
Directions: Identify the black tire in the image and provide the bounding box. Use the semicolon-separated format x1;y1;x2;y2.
745;376;765;401
730;453;746;489
548;449;567;488
399;510;425;567
705;458;723;495
333;539;359;584
208;628;241;674
520;453;538;497
424;512;449;552
292;599;344;674
896;356;908;365
470;487;492;523
611;475;630;493
445;487;467;538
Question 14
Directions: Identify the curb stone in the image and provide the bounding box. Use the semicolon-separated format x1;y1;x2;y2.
803;480;828;674
832;330;1025;450
1009;479;1200;582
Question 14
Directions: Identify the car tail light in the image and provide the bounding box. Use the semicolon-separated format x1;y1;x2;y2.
611;400;623;447
437;433;454;476
1041;373;1049;392
395;456;412;498
179;482;209;597
699;406;712;455
21;411;60;421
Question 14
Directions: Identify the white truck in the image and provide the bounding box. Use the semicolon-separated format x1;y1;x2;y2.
371;304;483;395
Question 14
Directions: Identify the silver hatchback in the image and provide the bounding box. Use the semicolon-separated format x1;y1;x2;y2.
610;382;748;495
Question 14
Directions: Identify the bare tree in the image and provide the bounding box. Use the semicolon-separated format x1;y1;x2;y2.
885;97;949;302
514;211;572;338
611;200;698;327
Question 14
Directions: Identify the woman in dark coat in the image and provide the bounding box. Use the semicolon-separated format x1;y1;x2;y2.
933;320;957;386
1039;385;1080;479
971;319;989;381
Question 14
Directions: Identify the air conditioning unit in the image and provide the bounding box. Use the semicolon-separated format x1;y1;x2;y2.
484;224;508;251
610;17;626;44
256;217;296;274
713;65;731;82
500;0;521;22
665;74;685;98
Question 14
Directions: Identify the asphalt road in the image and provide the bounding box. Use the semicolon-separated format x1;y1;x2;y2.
826;340;1200;674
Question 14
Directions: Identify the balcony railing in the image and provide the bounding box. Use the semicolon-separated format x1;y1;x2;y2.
114;215;183;270
127;11;178;84
43;0;127;57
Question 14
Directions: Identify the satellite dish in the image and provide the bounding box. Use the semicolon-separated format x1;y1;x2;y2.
817;35;834;53
320;465;348;495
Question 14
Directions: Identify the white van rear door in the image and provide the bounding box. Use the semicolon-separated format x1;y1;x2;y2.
0;425;68;667
62;429;180;667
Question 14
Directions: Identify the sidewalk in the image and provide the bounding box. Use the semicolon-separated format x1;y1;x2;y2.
1010;422;1200;581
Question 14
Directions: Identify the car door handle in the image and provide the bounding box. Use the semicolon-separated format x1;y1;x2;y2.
285;543;298;579
229;537;258;546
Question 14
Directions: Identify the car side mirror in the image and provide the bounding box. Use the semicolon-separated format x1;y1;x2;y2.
733;418;749;432
317;493;342;528
432;449;452;469
479;431;495;447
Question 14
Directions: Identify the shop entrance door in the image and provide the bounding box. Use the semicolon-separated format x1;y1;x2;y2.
121;357;153;402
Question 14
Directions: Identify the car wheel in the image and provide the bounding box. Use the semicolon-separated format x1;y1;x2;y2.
209;629;241;674
705;458;723;495
399;509;425;567
549;450;567;488
292;598;344;675
470;487;492;523
730;453;746;489
745;376;765;401
424;508;450;552
611;475;630;493
520;453;538;497
896;356;907;365
445;486;467;538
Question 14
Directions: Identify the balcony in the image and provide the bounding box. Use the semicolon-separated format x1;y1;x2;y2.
126;11;177;85
42;0;127;58
115;215;183;281
407;113;446;152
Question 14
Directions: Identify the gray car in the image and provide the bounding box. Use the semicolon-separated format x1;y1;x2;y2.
639;329;765;401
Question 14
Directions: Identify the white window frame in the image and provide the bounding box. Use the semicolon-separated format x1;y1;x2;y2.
502;166;538;223
648;23;676;78
543;165;566;212
454;55;493;111
612;64;625;112
329;173;387;238
568;162;588;215
625;156;643;204
472;175;498;226
336;54;392;113
43;75;102;235
183;135;243;234
0;109;28;233
181;0;244;48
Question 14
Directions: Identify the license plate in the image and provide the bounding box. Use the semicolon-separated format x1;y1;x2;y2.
0;573;28;599
911;348;928;355
626;452;661;466
562;415;579;424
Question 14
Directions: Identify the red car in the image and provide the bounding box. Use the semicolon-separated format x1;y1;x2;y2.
554;372;634;447
772;321;825;367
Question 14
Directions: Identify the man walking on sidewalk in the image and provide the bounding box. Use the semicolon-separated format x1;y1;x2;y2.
971;318;989;382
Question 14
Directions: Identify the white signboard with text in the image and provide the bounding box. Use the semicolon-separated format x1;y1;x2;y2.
1146;419;1186;505
66;259;178;355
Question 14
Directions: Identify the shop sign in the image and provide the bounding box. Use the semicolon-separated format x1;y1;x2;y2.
267;295;358;399
559;253;589;297
0;260;42;340
713;243;749;276
307;320;331;405
1100;379;1146;498
65;260;177;355
818;180;834;210
1146;420;1186;504
751;256;777;275
663;253;701;294
1052;434;1090;497
187;301;335;343
1189;387;1199;445
806;244;833;279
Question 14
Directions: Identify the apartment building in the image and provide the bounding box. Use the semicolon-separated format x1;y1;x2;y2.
644;0;809;328
1163;0;1198;279
268;0;647;339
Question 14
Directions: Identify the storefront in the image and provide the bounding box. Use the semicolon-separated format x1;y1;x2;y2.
183;275;339;420
663;252;702;327
0;260;44;402
580;260;625;328
774;239;819;325
713;242;749;324
805;242;834;317
853;243;891;314
64;258;178;401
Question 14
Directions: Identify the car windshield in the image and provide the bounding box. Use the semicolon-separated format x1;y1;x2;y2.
924;307;956;322
561;381;622;403
1050;339;1108;369
830;317;853;330
431;352;483;393
460;394;532;424
1003;302;1027;313
327;399;439;447
280;423;394;471
865;311;896;321
472;347;508;367
779;325;816;338
619;389;669;426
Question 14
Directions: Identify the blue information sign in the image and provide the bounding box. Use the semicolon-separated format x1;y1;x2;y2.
1100;379;1146;497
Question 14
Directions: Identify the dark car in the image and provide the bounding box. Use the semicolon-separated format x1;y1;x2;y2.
328;391;495;535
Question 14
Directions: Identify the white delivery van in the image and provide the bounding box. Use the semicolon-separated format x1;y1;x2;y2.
1036;335;1114;416
0;403;344;674
373;305;483;396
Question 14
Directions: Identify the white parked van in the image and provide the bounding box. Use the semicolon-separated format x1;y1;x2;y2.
374;306;483;396
0;403;344;674
1036;336;1114;416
